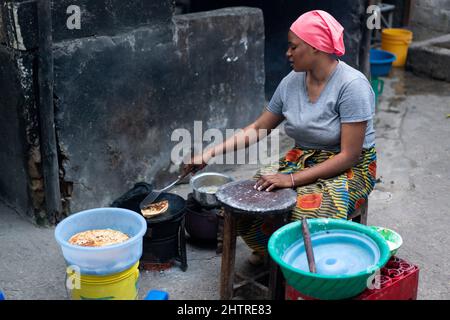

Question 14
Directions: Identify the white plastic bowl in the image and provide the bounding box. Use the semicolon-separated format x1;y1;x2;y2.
54;208;147;275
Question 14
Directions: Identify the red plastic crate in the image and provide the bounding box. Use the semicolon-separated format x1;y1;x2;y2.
285;256;419;300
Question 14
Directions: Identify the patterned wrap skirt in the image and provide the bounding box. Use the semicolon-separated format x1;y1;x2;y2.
236;146;377;254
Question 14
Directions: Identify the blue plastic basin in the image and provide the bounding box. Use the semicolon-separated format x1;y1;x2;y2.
370;49;397;77
283;229;381;276
268;219;391;300
55;208;147;275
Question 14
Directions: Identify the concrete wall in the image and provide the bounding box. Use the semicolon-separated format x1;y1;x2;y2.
407;34;450;81
0;47;34;220
0;0;369;223
410;0;450;40
187;0;369;98
54;7;265;214
0;1;265;222
0;0;45;221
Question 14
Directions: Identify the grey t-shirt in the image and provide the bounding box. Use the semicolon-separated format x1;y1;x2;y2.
267;61;375;152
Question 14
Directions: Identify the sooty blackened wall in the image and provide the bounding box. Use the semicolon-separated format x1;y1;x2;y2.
1;0;369;224
0;1;265;223
186;0;370;98
54;6;265;214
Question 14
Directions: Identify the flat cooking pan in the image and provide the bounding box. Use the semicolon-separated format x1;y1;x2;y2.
141;193;186;224
111;182;186;224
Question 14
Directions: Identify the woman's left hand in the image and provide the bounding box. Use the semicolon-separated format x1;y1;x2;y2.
254;173;293;192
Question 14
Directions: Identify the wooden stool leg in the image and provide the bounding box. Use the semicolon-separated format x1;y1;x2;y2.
216;210;224;254
268;212;288;300
220;209;237;300
269;258;285;300
348;200;369;225
360;201;368;225
179;217;188;271
352;214;361;224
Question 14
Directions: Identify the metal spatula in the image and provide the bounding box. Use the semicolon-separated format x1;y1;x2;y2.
139;169;192;210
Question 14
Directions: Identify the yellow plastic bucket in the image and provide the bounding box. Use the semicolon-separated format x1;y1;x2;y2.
67;262;140;300
381;28;413;67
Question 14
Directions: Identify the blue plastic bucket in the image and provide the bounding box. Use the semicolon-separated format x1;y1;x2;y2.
370;49;396;77
55;208;147;275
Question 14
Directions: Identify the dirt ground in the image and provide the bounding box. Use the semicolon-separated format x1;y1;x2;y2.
0;68;449;300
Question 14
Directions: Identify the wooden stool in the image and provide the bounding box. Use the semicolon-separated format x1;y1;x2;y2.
216;209;224;254
216;180;297;300
347;199;369;225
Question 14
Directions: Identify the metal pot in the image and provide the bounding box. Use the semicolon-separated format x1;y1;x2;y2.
185;209;219;242
190;172;234;208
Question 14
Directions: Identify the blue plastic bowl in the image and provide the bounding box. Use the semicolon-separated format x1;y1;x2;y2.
55;208;147;275
370;49;397;77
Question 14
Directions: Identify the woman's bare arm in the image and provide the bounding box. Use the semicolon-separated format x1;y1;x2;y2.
292;121;367;186
206;110;284;160
184;110;284;172
255;121;367;191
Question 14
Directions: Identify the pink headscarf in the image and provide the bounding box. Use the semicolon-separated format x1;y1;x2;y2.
290;10;345;56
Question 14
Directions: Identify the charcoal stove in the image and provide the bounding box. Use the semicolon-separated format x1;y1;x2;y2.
141;193;187;271
111;183;187;271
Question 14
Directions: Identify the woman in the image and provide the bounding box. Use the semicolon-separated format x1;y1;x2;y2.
184;10;377;263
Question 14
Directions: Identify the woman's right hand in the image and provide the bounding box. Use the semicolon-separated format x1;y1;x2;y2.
182;152;211;176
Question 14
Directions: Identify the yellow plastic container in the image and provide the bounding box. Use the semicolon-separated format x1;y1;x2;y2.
381;28;413;67
67;262;140;300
